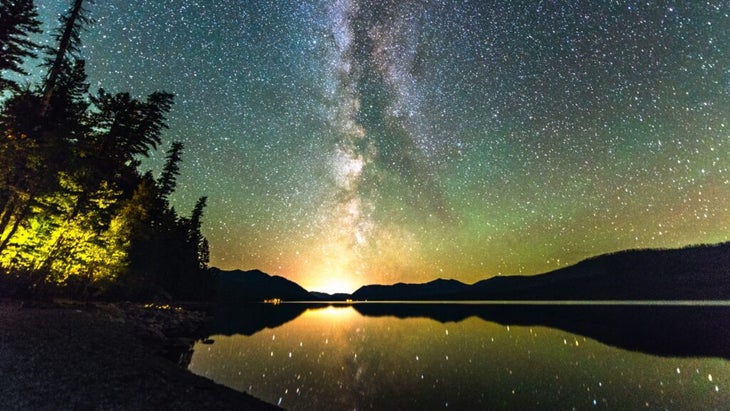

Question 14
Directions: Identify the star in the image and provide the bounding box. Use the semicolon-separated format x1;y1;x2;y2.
32;0;730;291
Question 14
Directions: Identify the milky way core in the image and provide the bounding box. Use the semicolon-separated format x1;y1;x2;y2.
34;1;730;292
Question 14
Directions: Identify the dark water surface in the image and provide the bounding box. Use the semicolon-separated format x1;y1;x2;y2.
189;303;729;410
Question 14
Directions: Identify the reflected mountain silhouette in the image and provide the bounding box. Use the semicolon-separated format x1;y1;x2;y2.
206;302;730;360
210;303;321;336
352;303;730;359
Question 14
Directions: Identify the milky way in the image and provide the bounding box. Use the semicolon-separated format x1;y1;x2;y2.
34;0;730;292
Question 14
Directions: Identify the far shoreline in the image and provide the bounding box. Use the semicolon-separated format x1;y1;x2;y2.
279;299;730;306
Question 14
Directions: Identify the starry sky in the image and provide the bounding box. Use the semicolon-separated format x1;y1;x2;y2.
33;0;730;293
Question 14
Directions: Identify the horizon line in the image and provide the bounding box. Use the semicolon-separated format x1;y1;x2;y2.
283;300;730;306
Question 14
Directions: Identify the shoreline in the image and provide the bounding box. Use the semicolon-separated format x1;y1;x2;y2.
0;299;281;410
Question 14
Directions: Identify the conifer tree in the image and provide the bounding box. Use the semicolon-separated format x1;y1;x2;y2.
188;196;208;270
89;89;174;164
0;0;41;91
158;141;183;198
41;0;91;115
0;0;213;300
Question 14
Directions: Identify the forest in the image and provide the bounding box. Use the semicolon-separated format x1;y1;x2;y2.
0;0;213;300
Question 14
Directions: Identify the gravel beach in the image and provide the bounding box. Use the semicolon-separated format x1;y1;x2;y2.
0;300;280;410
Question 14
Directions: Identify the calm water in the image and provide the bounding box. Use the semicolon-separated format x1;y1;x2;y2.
189;303;730;410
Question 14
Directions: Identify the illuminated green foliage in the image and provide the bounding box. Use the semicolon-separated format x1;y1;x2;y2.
0;0;211;299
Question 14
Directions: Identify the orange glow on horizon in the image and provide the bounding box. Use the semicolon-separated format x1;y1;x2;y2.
306;275;358;294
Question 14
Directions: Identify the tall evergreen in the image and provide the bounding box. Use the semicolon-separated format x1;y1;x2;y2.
158;142;184;198
188;196;209;270
0;0;212;300
0;0;41;91
41;0;91;115
0;11;91;256
89;89;174;163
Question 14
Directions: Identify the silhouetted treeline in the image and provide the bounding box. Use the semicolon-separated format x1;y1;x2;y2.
0;0;213;300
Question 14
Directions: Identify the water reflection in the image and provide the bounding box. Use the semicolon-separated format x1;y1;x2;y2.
207;302;730;359
354;303;730;359
210;302;329;336
190;303;730;410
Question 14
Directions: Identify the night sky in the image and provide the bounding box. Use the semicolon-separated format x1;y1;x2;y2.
34;1;730;293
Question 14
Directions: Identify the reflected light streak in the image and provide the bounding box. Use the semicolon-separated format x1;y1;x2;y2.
303;305;358;321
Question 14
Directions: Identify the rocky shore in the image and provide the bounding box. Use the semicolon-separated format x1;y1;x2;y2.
0;300;281;410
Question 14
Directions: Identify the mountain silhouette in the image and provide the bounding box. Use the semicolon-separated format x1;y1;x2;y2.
212;268;319;302
309;291;351;301
352;278;469;300
212;242;730;302
351;242;730;301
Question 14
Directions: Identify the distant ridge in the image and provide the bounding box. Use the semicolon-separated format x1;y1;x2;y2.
351;242;730;301
212;268;319;302
352;278;469;301
309;291;351;301
213;242;730;302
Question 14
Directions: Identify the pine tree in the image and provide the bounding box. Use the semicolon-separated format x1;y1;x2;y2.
41;0;92;115
0;0;214;300
42;58;90;143
158;141;183;198
0;59;90;256
0;0;42;91
189;196;208;270
89;89;174;164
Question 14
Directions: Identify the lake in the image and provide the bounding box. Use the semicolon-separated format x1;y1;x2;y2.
189;303;730;410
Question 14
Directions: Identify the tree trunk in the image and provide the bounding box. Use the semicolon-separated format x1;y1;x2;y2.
0;196;17;237
34;230;68;276
0;199;32;254
40;0;85;116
